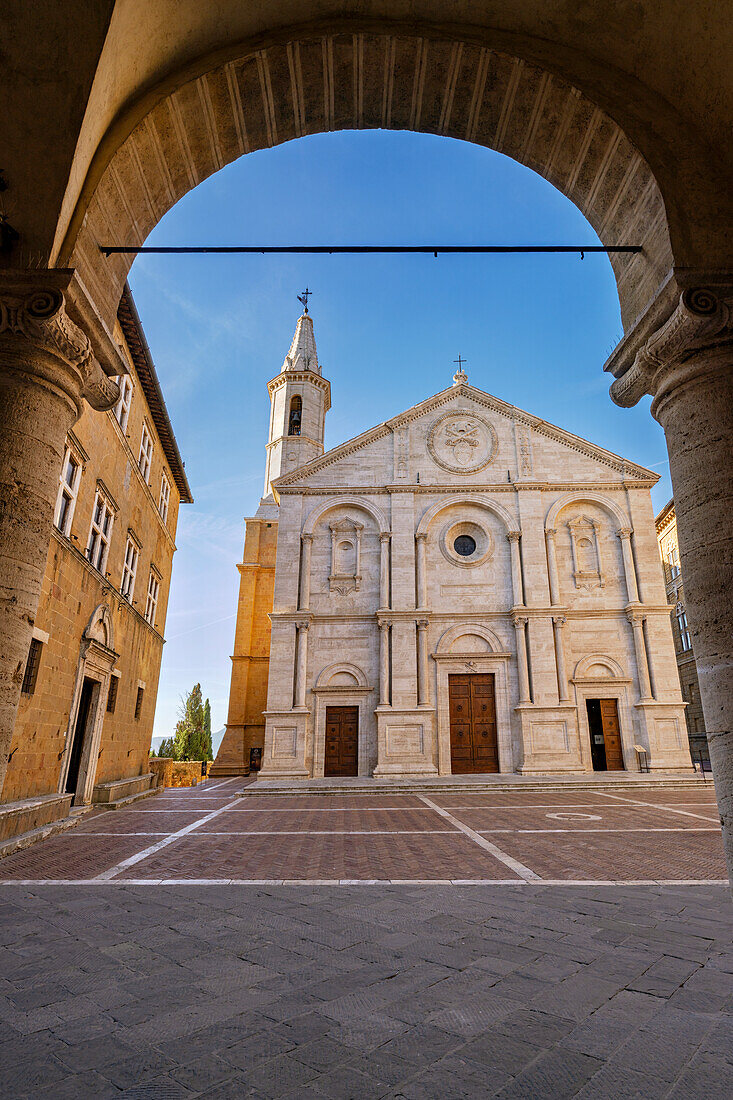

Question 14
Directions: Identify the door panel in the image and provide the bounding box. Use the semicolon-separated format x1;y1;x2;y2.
449;674;498;774
324;706;359;777
599;699;624;770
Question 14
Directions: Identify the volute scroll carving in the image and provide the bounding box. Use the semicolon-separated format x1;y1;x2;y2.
610;284;733;410
0;276;119;412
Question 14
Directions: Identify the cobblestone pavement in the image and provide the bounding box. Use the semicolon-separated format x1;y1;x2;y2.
0;777;726;884
0;780;730;1097
0;881;731;1098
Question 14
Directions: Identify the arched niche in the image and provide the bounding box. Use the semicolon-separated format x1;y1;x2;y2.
416;494;517;537
302;495;389;537
435;622;506;656
573;653;626;681
545;492;629;533
315;661;369;689
61;26;674;334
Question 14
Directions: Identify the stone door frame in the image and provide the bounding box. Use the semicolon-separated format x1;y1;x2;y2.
58;604;118;805
571;678;636;772
312;686;375;778
433;653;513;775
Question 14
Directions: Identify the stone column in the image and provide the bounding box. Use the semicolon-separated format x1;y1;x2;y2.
545;527;561;606
513;616;531;704
617;528;640;604
552;615;571;703
379;532;391;609
0;273;118;798
415;532;427;608
299;534;313;610
626;610;654;703
416;619;429;705
507;531;525;606
608;281;733;880
294;619;309;709
378;618;391;706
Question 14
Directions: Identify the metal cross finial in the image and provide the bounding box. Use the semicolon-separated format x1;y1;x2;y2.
452;353;468;387
297;287;312;313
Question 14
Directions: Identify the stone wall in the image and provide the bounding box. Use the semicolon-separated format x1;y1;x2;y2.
4;316;180;803
149;759;202;788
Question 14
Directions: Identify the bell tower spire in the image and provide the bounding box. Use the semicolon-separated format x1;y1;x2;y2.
263;296;331;497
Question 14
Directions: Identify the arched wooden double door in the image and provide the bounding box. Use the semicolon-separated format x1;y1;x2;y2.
448;673;499;774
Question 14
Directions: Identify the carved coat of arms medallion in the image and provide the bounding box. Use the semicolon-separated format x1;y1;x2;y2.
427;411;498;474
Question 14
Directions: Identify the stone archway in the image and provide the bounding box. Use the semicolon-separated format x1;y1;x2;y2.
58;27;674;334
2;7;732;877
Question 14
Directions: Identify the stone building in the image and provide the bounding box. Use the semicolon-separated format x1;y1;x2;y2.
656;500;708;763
4;283;192;821
214;310;690;780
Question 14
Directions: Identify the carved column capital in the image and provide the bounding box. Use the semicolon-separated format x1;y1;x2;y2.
0;272;119;412
552;615;567;627
512;615;529;628
415;531;427;543
377;616;392;632
294;618;310;632
301;532;314;544
616;527;633;540
609;281;733;410
379;531;392;543
626;609;646;625
545;527;557;540
416;618;429;631
506;530;522;543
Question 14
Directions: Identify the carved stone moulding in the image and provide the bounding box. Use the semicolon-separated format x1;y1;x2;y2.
427;410;498;474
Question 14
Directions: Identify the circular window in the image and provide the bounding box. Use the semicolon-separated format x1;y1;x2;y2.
454;534;476;557
439;520;494;567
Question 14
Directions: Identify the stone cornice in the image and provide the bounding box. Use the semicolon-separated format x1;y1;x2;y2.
267;606;673;624
276;480;656;496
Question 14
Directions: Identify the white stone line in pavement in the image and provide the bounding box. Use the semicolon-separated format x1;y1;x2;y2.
599;790;720;823
179;829;456;835
478;827;721;834
1;878;728;887
417;794;541;881
93;797;243;881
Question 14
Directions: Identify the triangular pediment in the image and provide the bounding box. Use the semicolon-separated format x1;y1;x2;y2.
271;383;657;490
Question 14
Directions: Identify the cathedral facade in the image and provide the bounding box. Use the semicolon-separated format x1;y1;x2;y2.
212;310;691;780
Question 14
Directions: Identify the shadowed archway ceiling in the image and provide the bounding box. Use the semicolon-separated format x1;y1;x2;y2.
65;31;673;331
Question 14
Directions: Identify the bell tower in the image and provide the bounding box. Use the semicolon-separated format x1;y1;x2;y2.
263;300;331;497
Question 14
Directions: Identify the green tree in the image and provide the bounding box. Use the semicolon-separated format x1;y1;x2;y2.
155;737;175;758
203;697;213;760
171;683;209;761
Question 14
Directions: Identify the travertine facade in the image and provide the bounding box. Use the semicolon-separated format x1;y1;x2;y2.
216;312;691;780
4;285;192;806
656;500;708;761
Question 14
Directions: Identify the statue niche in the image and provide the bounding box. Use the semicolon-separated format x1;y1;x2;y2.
329;519;363;595
567;516;604;590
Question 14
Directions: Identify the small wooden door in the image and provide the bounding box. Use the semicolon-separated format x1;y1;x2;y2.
324;706;359;777
586;698;624;770
449;674;499;774
599;699;624;770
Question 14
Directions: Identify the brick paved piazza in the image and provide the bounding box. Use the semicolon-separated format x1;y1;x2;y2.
0;780;731;1098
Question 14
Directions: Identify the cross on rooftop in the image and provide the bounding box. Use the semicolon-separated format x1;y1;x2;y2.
453;354;467;370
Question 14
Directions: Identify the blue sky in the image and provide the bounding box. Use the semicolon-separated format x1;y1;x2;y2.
128;130;671;742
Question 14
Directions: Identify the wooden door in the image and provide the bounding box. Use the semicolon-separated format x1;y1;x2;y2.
449;674;499;774
324;706;359;777
599;699;624;770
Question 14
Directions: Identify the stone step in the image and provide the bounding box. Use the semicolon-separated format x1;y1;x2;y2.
239;773;711;798
0;803;94;860
92;773;155;803
104;785;161;810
